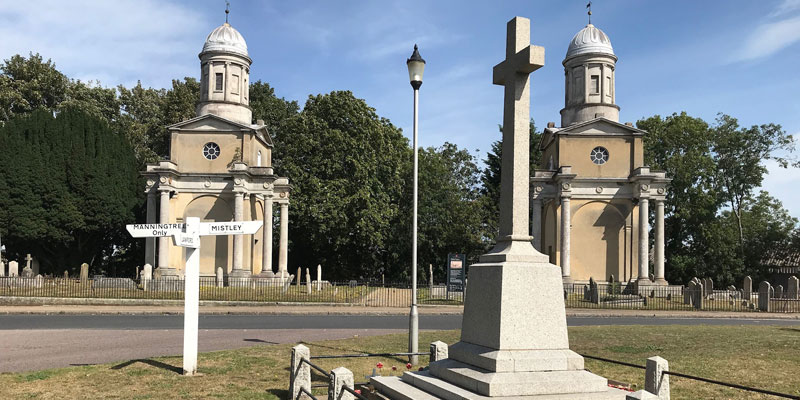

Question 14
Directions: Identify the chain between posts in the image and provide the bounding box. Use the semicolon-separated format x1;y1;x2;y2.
581;353;800;399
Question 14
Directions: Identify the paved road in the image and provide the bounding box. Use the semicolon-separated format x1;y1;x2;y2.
3;314;800;330
2;314;799;373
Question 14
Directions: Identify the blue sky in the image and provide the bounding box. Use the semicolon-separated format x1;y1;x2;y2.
2;0;800;216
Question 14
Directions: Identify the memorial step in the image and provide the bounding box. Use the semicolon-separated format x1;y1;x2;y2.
370;376;440;400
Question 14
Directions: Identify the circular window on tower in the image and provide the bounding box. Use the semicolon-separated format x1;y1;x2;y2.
203;142;221;160
589;146;609;165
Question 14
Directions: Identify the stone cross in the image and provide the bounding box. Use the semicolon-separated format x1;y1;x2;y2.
25;254;32;269
491;16;544;249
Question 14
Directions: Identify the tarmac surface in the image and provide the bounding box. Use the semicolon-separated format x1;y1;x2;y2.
1;304;798;373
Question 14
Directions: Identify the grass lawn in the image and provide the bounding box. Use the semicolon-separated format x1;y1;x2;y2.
1;325;799;399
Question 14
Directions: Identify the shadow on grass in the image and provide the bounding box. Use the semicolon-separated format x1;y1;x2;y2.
267;388;288;399
778;327;800;333
244;338;279;344
110;359;182;374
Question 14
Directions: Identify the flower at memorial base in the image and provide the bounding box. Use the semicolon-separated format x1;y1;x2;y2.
406;363;412;369
391;366;397;371
418;367;424;371
355;390;361;394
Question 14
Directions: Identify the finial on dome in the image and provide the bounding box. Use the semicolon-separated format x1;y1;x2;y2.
225;1;230;24
586;2;592;24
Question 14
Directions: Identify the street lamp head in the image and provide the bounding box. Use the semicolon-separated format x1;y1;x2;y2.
407;44;425;89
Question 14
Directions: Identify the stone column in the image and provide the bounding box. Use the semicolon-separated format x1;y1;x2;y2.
260;196;274;276
560;195;571;281
531;198;542;252
278;202;289;275
638;198;650;283
145;191;156;267
230;192;248;278
654;199;666;285
157;188;177;277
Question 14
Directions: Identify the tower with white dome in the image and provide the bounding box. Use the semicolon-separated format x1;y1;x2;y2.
561;23;619;126
141;12;292;283
531;19;671;291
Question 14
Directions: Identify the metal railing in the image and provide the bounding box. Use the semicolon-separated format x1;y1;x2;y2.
3;275;799;313
582;353;800;399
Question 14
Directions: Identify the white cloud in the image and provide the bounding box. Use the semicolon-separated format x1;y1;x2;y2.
769;0;800;17
759;158;800;218
0;0;208;89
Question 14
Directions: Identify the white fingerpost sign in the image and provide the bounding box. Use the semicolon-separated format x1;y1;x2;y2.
126;217;262;375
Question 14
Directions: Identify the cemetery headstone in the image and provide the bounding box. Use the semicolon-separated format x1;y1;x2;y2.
136;266;140;280
282;274;294;293
21;265;33;278
316;264;322;292
704;278;713;297
305;268;312;294
758;281;772;311
31;257;40;276
63;270;69;280
743;276;752;299
787;276;799;300
588;277;599;304
684;281;695;305
0;261;5;277
79;263;89;284
34;274;43;288
608;274;616;295
296;267;301;287
776;285;784;299
9;261;18;277
142;264;153;290
429;263;434;289
215;266;223;288
93;277;137;290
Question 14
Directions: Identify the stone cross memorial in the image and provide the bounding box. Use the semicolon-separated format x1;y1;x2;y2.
371;17;629;398
126;218;261;375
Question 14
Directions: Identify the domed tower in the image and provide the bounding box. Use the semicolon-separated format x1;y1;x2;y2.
532;20;671;289
196;22;253;125
560;24;618;126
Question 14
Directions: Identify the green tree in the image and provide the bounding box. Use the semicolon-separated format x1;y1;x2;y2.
249;80;299;139
273;91;410;279
711;114;795;256
0;53;69;123
0;108;140;275
415;143;486;282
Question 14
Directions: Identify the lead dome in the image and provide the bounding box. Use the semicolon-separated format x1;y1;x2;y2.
201;22;249;58
565;23;614;60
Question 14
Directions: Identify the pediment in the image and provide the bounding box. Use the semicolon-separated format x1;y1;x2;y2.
557;118;645;136
168;114;253;132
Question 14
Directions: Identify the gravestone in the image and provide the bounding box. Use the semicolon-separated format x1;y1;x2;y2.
743;276;752;299
63;270;69;280
587;277;599;304
775;285;784;299
787;276;799;300
282;274;294;293
703;278;713;297
33;274;43;288
305;268;312;294
684;282;694;305
79;263;89;284
372;17;628;399
0;261;5;277
31;257;40;276
216;267;224;288
9;261;18;277
142;264;153;291
316;264;322;292
608;274;616;295
296;267;302;287
429;264;434;289
135;266;140;280
93;277;137;289
758;281;772;312
21;254;33;278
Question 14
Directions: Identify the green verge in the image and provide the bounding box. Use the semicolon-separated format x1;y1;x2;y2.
1;326;798;399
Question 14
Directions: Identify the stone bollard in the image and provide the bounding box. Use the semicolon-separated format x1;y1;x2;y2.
290;344;311;399
430;341;449;362
645;356;670;399
627;390;659;400
328;366;355;400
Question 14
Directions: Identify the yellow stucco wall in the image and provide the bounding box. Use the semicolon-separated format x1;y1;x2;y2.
171;131;242;174
163;193;269;277
557;136;635;178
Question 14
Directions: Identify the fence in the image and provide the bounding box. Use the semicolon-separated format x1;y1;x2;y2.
2;276;799;313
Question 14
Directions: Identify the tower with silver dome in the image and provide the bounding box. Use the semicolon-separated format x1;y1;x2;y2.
142;12;292;283
561;23;619;126
197;22;253;125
